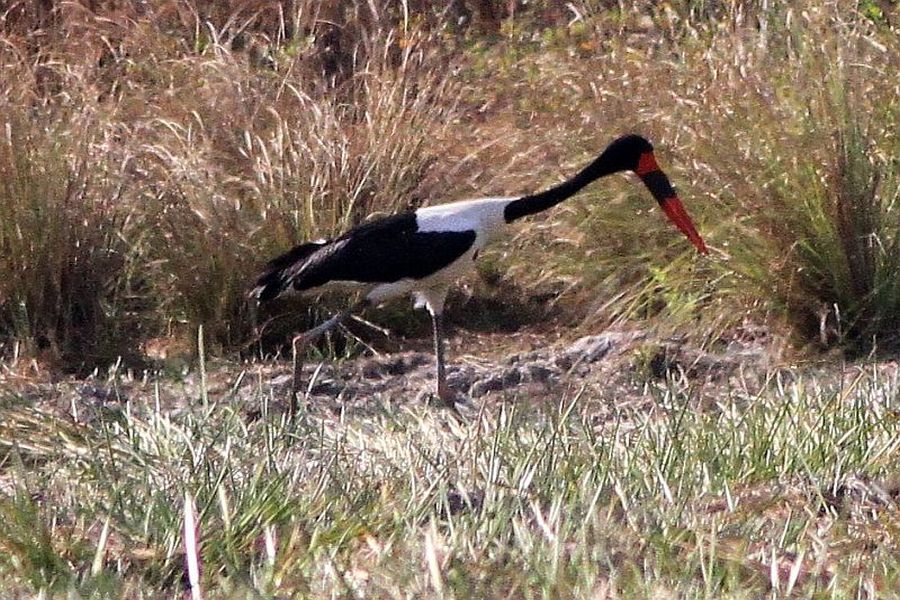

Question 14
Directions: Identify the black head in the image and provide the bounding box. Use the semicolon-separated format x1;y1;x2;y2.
504;133;707;254
597;134;655;173
592;134;708;254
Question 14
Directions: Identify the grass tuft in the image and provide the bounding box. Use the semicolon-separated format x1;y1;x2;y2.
765;102;900;353
0;100;140;370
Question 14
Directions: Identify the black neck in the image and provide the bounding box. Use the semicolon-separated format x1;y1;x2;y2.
503;152;619;223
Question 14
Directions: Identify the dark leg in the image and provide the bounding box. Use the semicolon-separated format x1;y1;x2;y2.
431;311;452;404
290;300;367;414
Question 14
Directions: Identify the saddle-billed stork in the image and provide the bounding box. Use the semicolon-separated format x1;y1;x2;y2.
252;134;708;405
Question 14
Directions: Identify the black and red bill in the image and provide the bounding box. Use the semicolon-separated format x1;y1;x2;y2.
637;151;709;255
660;196;708;254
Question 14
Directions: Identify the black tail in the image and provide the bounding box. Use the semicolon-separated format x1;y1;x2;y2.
251;240;328;302
252;270;288;303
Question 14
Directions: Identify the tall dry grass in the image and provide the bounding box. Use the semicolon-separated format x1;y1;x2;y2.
654;2;900;352
0;97;140;368
1;0;898;369
0;1;462;365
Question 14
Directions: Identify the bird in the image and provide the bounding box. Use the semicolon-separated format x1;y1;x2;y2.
251;133;708;406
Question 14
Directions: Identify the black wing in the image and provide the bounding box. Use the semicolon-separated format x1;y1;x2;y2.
253;240;328;301
264;239;328;271
253;212;476;302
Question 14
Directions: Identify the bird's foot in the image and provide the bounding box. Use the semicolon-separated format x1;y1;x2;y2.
289;332;319;417
416;385;476;415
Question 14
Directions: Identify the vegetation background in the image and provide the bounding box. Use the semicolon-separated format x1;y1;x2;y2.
1;0;900;597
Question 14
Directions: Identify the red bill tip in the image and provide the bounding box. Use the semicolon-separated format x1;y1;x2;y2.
660;196;708;254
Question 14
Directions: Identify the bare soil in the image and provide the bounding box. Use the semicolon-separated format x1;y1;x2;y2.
4;324;780;425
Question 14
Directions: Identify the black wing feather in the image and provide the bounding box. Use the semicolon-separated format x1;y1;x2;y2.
265;240;328;271
253;240;328;301
253;212;476;302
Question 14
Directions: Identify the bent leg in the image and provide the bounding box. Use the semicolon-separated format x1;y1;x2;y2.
290;299;368;413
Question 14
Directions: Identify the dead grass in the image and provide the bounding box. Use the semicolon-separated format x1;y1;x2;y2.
1;0;899;362
2;346;900;597
663;4;900;353
1;1;465;364
0;97;140;370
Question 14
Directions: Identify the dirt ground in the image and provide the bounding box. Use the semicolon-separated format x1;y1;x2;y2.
3;323;786;426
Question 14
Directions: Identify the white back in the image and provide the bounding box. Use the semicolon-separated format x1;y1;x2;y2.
415;197;517;244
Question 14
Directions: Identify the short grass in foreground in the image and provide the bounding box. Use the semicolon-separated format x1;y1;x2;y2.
2;359;900;598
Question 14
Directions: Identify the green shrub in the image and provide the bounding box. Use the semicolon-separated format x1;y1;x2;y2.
691;8;900;354
759;105;900;352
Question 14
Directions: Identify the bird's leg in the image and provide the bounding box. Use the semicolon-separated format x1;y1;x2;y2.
290;300;367;414
431;311;453;405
